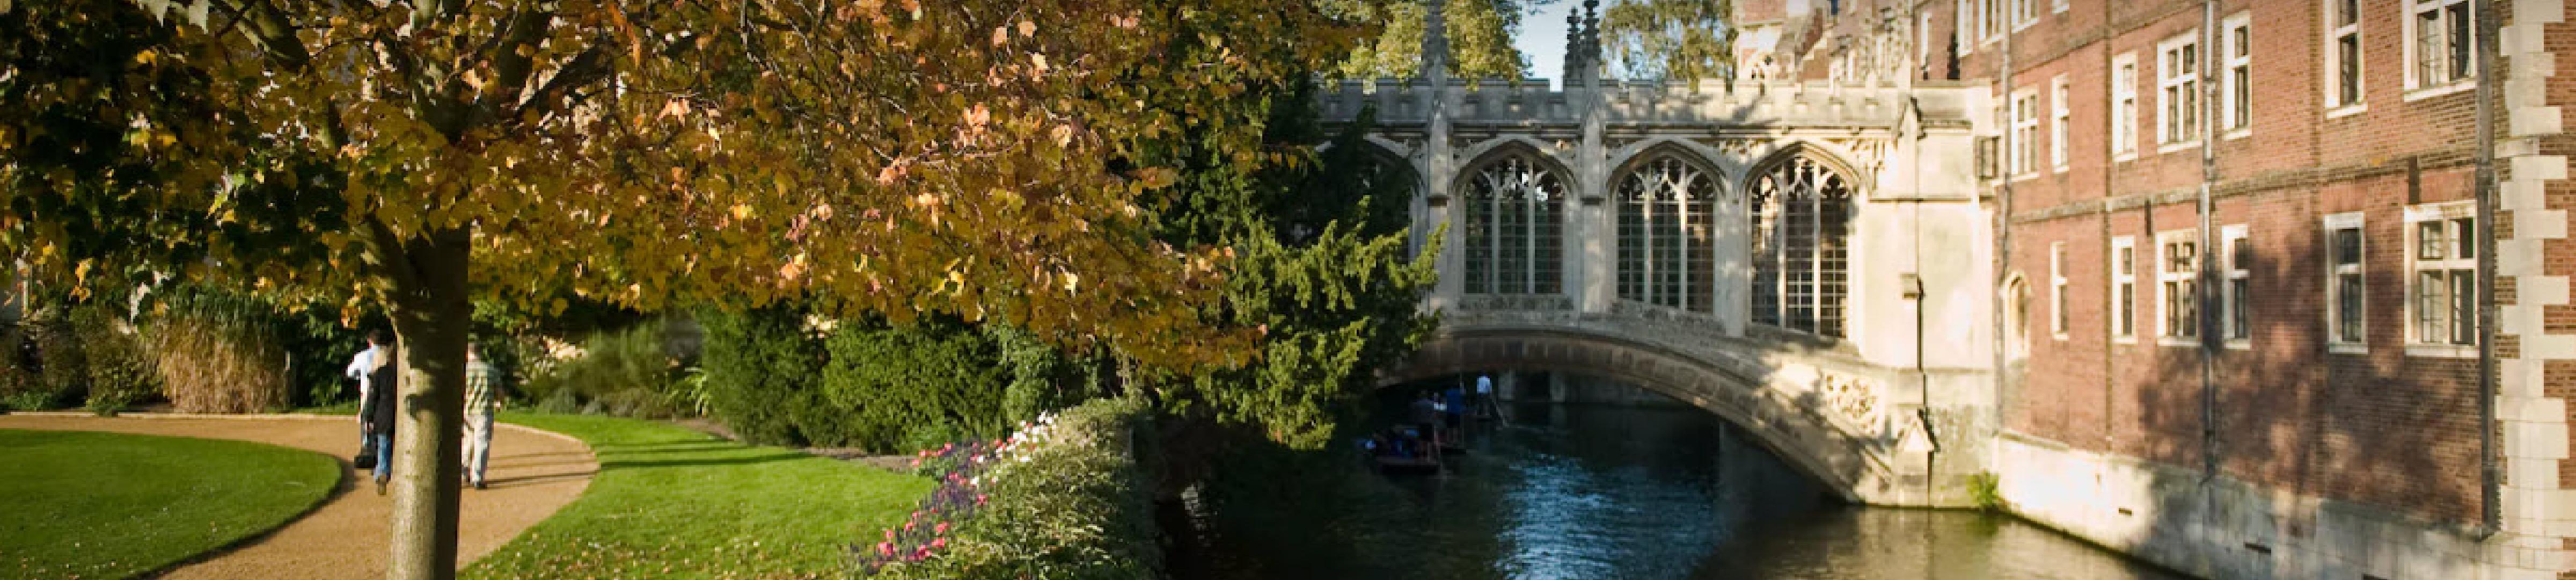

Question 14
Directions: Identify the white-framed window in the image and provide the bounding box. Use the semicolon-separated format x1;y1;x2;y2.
1985;0;2003;42
2014;0;2037;28
2222;13;2252;136
2156;229;2200;344
2325;0;2365;111
2011;89;2039;177
2054;0;2069;15
2157;33;2201;148
2051;75;2070;170
1920;12;1936;70
2221;225;2251;345
2112;235;2138;341
2406;202;2477;354
2112;52;2139;158
2405;0;2476;94
1957;0;1975;55
2324;212;2366;352
2051;242;2069;338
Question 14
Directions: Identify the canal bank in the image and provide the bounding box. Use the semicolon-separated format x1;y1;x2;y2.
1176;391;2190;579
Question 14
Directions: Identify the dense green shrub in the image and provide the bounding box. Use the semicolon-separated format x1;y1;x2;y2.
0;323;47;411
818;317;1008;452
990;325;1091;424
70;305;157;416
860;398;1161;579
697;304;825;446
27;315;86;409
519;323;686;418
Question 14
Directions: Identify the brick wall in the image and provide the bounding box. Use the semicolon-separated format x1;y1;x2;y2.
1758;0;2510;525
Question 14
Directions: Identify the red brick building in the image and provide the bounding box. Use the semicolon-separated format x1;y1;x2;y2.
1745;0;2576;577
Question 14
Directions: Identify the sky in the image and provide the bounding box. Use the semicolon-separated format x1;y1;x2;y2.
1516;1;1578;89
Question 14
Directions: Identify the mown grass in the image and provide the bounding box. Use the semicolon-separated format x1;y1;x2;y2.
0;429;338;580
466;413;933;579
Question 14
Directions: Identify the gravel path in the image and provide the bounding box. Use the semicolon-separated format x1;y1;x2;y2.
0;414;595;579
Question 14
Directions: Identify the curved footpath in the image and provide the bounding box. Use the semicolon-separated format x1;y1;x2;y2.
0;413;596;579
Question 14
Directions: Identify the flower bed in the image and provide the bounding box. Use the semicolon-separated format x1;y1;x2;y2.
855;397;1161;579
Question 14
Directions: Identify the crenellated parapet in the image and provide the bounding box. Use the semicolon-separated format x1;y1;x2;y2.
1318;78;1982;133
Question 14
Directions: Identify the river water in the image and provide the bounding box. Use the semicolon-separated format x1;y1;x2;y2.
1185;397;2193;580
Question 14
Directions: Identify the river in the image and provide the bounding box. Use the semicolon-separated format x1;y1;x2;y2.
1182;394;2193;580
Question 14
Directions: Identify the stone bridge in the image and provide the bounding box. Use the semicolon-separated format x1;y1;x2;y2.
1341;0;2002;506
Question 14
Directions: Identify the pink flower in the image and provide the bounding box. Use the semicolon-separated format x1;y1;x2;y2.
975;494;989;505
884;528;896;541
877;541;895;556
931;538;948;549
904;521;918;532
934;521;950;534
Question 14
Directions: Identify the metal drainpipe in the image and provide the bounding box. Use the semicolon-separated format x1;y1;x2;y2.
1957;0;2013;508
2472;0;2501;539
2196;0;2219;484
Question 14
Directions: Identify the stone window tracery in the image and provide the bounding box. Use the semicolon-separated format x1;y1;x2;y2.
1462;154;1565;296
1750;154;1855;338
1616;154;1717;312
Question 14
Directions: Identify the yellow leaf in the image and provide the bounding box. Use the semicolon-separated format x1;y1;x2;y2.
133;49;156;66
731;204;753;220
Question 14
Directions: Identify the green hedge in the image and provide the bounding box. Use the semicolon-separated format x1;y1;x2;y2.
816;317;1008;452
697;304;826;446
860;397;1161;579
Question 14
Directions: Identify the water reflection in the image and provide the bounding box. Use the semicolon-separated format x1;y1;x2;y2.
1191;397;2189;580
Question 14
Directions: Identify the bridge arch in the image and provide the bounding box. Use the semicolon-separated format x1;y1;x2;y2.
1381;328;1904;503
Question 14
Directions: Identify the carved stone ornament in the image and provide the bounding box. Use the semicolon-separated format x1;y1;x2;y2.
1814;371;1879;427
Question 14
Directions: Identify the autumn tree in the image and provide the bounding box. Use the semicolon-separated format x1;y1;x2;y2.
1335;0;1534;80
1599;0;1734;81
0;1;1388;577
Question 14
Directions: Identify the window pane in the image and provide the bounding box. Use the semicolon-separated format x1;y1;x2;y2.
2334;229;2361;265
2230;277;2250;339
2339;272;2365;343
2182;279;2197;337
1618;196;1644;301
2055;282;2070;331
2419;270;2446;342
2451;270;2476;344
1464;190;1490;294
2419;10;2445;83
2124;282;2136;336
2340;37;2361;104
2233;67;2250;128
2449;4;2472;83
2419;221;2446;260
2454;218;2476;259
2338;0;2357;26
2230;237;2250;271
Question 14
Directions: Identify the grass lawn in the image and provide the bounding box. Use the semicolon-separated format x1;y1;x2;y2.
467;413;933;579
0;429;338;580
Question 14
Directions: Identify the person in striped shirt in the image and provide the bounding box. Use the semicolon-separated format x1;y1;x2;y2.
462;343;501;490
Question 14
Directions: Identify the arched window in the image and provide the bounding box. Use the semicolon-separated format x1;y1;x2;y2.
1616;153;1717;311
1750;154;1856;337
1462;154;1565;295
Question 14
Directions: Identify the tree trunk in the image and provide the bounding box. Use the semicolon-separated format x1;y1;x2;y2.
384;228;472;580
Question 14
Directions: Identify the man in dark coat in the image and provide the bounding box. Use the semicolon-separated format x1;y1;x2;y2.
357;330;399;495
